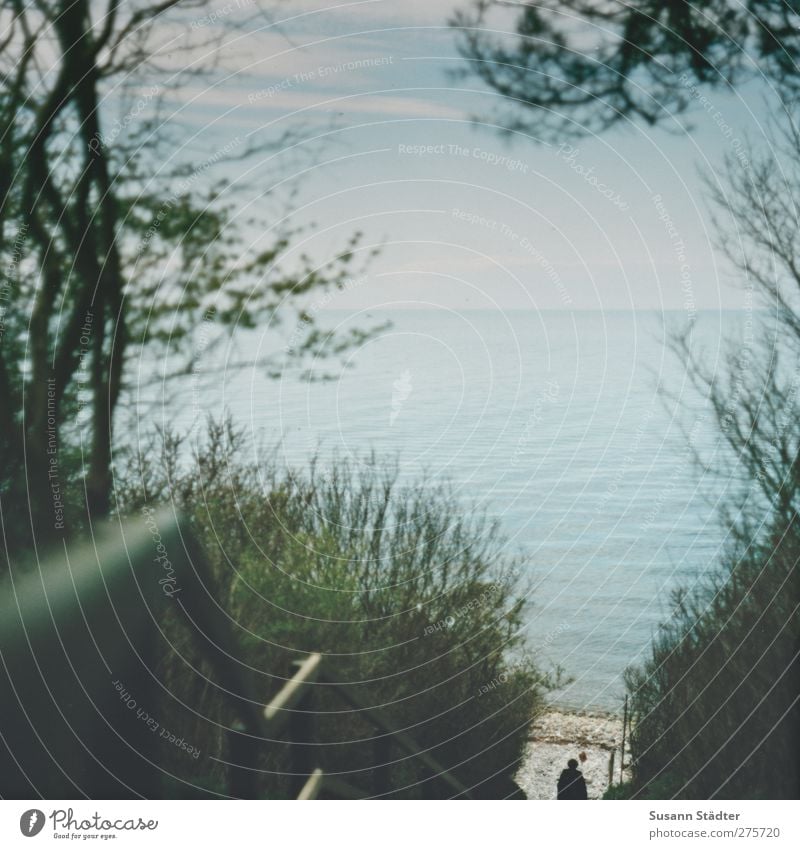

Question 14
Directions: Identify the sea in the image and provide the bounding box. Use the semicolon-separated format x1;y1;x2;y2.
150;309;747;712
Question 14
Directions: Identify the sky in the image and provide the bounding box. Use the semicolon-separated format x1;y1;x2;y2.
115;0;783;314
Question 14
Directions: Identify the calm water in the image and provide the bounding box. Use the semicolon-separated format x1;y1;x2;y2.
154;309;741;711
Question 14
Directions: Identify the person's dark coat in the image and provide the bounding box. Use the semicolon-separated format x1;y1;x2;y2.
557;766;588;799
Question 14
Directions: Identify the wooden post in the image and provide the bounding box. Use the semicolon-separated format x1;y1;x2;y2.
620;694;628;784
228;720;258;799
288;660;315;798
297;768;325;800
608;748;615;789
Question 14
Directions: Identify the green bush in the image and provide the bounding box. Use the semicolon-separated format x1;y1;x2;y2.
116;420;557;798
602;780;635;800
623;513;800;799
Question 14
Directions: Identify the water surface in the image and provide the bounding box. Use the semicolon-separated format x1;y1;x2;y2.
154;309;739;710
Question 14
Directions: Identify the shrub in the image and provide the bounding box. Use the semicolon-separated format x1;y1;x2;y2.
624;512;800;799
602;780;635;800
115;419;557;798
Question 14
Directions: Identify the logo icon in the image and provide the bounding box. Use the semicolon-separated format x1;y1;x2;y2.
19;810;45;837
390;370;413;425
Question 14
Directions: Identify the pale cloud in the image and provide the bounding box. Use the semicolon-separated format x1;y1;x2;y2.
245;88;468;119
163;84;469;122
238;34;399;79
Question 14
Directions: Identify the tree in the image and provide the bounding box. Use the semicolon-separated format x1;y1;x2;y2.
454;0;800;798
453;0;800;136
0;1;377;558
621;111;800;799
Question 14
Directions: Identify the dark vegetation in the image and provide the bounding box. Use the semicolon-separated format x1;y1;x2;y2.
453;0;800;136
620;120;800;800
3;0;799;800
621;514;799;799
0;0;379;555
0;0;546;798
456;0;800;800
114;421;555;797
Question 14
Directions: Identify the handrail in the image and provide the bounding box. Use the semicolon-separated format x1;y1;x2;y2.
260;652;473;799
0;511;479;799
295;770;368;800
0;509;268;798
263;653;322;734
296;768;324;800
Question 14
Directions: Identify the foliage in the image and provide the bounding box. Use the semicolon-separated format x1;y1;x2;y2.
623;115;800;801
454;0;800;801
114;420;558;798
624;512;799;799
602;780;635;800
0;0;380;557
453;0;800;137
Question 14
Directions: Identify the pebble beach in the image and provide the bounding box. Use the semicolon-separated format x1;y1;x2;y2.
515;709;630;800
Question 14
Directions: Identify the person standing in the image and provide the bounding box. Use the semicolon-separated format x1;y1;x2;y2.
557;758;588;799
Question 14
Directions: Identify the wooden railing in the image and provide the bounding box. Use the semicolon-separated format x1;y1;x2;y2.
231;651;473;800
0;510;472;799
0;508;266;798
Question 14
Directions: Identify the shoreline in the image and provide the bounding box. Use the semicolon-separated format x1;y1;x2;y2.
515;708;630;800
